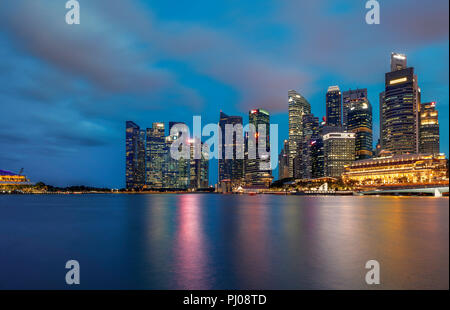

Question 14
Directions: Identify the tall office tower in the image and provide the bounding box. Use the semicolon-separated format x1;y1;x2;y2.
382;53;420;155
163;122;190;189
323;132;355;178
136;129;146;186
218;112;244;187
310;137;324;179
245;109;273;187
189;140;209;190
278;140;290;180
125;121;145;189
296;113;319;179
419;102;440;155
326;86;342;127
288;90;311;177
342;88;368;129
390;52;407;72
347;99;373;160
146;123;165;188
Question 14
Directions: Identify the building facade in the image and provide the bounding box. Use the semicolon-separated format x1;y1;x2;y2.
245;109;273;187
381;53;420;155
125;121;145;189
278;140;290;180
419;102;440;155
323;132;355;178
288;90;311;178
342;88;367;129
189;140;209;190
296;113;319;179
326;86;342;127
218;112;244;187
347;99;373;160
146;123;166;188
342;154;448;186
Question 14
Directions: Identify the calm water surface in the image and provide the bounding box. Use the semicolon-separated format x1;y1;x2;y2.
0;194;448;289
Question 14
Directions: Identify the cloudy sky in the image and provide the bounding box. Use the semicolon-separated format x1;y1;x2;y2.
0;0;448;188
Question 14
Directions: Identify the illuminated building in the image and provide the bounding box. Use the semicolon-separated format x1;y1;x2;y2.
419;102;440;155
310;137;324;179
163;122;190;189
343;88;367;129
381;53;420;155
295;113;319;179
288;90;311;178
189;140;209;190
342;154;448;186
146;123;165;188
245;109;273;187
0;170;29;185
137;129;146;186
323;132;355;178
326;86;342;127
347;98;373;160
125;121;145;189
218;112;244;187
278;140;290;180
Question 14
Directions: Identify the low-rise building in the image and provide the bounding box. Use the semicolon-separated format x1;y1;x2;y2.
342;154;448;186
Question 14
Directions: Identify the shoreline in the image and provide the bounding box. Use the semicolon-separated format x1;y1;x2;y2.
1;191;448;197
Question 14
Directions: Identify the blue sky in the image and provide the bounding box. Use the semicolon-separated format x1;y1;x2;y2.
0;0;448;188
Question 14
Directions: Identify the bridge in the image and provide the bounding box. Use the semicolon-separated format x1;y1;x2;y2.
357;186;449;197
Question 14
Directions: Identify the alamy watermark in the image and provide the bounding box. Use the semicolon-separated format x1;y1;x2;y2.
65;0;80;25
168;116;279;171
365;0;380;25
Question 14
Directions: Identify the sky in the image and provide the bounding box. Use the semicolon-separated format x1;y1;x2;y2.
0;0;448;188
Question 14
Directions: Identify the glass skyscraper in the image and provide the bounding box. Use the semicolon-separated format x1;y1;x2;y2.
278;140;290;180
347;98;373;160
146;123;166;188
218;112;244;187
326;86;342;127
381;53;420;155
288;90;311;178
295;113;319;179
342;88;368;130
419;102;440;155
245;109;272;187
125;121;145;189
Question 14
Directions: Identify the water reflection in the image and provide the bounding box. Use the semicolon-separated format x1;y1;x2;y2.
0;194;447;289
173;194;211;289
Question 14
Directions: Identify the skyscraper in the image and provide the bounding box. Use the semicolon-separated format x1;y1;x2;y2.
342;88;368;129
326;86;342;127
381;53;420;155
419;102;440;155
163;122;190;189
218;112;244;187
137;129;146;186
146;123;165;188
245;109;273;187
125;121;145;189
288;90;311;177
323;132;355;178
347;98;373;160
189;139;209;190
295;113;319;179
278;140;290;180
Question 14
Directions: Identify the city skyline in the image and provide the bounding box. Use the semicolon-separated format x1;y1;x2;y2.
0;0;448;188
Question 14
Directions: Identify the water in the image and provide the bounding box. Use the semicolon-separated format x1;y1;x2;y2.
0;194;448;289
